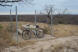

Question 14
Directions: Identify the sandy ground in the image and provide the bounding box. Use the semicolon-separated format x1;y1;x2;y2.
2;36;78;52
12;33;55;43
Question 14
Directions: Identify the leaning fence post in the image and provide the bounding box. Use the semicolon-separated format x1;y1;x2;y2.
10;9;13;32
35;10;37;25
50;7;53;36
16;6;19;46
34;10;37;38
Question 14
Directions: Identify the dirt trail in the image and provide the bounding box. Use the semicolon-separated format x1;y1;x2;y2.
3;36;78;52
12;33;55;43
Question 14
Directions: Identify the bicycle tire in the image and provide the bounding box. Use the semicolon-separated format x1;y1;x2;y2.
22;30;31;40
36;30;44;38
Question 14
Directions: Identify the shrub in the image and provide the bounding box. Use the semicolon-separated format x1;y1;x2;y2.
43;26;51;34
58;21;63;24
0;24;3;30
0;27;13;51
7;24;16;32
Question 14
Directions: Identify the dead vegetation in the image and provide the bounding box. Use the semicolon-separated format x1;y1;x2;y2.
0;22;17;51
0;24;12;51
4;36;78;52
0;22;78;52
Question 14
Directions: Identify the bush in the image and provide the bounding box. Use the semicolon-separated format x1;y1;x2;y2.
0;24;3;30
0;26;13;51
58;21;63;24
43;26;51;34
7;24;16;32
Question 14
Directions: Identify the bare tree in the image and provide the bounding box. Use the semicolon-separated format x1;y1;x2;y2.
62;8;69;15
44;5;55;24
57;8;69;15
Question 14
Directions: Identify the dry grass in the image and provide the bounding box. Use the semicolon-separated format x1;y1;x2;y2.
1;21;78;37
1;22;78;52
53;24;78;37
0;27;12;51
0;21;78;50
0;22;17;51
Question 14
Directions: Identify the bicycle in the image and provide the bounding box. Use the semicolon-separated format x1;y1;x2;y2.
22;24;44;40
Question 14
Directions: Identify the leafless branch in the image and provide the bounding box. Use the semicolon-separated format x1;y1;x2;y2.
44;5;55;23
0;0;34;6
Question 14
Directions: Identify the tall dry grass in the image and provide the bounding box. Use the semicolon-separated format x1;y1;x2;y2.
0;22;17;51
0;25;11;51
1;21;78;38
0;21;78;50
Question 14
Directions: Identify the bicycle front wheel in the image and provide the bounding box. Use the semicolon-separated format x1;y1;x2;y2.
22;30;31;40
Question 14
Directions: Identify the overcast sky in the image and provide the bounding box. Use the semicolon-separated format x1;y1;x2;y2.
0;0;78;14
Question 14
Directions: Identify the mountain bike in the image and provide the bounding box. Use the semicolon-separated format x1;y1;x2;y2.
22;24;44;40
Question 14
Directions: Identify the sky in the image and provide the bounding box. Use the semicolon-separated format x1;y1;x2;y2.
0;0;78;14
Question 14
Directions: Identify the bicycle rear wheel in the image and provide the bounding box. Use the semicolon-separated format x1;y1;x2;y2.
22;30;31;40
36;30;44;38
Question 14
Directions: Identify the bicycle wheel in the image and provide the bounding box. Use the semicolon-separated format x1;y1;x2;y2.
22;30;31;40
36;30;44;38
